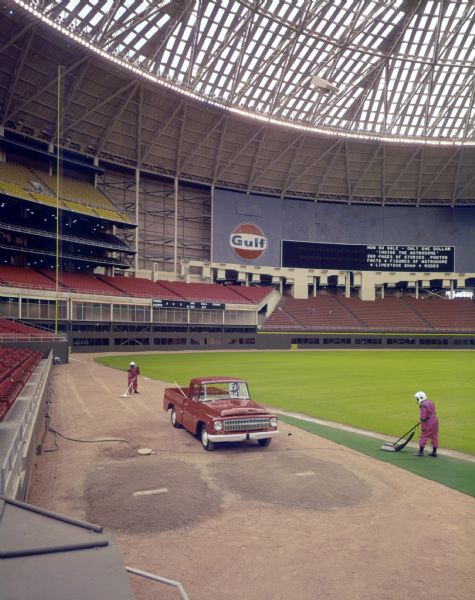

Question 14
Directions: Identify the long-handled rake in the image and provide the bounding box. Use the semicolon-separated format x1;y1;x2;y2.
380;422;419;452
119;382;134;398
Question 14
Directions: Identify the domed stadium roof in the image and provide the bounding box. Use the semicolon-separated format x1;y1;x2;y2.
2;1;475;205
10;0;475;145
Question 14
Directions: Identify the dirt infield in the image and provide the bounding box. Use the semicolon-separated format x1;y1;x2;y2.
29;354;475;600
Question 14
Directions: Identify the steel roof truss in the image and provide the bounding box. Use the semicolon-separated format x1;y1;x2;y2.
246;127;267;191
179;114;226;174
214;123;266;181
95;83;140;155
350;143;382;200
9;54;89;122
51;58;92;142
251;132;305;188
3;29;35;124
140;99;186;167
62;79;137;138
384;147;422;199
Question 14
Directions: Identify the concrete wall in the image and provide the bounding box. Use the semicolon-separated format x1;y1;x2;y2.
213;190;475;272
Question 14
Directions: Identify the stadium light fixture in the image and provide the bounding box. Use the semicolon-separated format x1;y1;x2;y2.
310;75;340;95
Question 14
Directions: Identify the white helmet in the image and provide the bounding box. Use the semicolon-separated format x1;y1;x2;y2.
414;391;427;404
130;361;136;367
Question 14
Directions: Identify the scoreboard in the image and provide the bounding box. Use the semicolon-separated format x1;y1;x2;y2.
281;241;455;272
152;299;225;310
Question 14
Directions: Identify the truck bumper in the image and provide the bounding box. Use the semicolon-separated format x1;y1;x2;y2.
207;430;279;443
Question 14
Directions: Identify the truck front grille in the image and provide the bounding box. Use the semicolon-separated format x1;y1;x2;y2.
223;417;270;431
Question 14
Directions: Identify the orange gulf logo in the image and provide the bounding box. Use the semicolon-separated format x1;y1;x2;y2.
229;223;268;261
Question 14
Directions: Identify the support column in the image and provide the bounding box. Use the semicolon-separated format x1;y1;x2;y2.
359;272;376;301
135;168;140;272
345;272;351;298
93;157;99;188
210;184;215;263
174;177;179;275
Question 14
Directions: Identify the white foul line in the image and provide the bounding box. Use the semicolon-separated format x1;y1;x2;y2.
133;488;169;497
293;471;315;477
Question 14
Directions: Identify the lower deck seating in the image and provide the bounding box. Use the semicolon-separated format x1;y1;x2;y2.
158;281;271;305
0;265;57;290
336;295;429;330
41;271;119;295
263;293;475;332
0;318;55;339
269;295;362;330
99;275;180;298
0;265;272;305
261;298;304;330
0;346;42;421
403;296;475;331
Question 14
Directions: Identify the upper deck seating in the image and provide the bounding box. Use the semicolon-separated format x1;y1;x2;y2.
0;265;58;290
31;169;130;223
403;296;475;331
0;161;128;222
0;162;66;209
0;162;43;189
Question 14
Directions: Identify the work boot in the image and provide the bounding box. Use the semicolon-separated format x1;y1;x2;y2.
430;447;438;457
416;447;424;457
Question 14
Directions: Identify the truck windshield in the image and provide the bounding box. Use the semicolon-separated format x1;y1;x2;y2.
200;381;250;402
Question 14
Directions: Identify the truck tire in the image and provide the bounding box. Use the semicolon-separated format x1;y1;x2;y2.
201;425;215;451
258;438;271;447
170;408;181;428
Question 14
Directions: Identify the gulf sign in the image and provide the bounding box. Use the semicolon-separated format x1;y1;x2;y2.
229;223;268;261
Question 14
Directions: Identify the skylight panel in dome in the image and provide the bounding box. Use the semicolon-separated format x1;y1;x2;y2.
65;0;80;10
16;0;475;144
88;12;101;26
264;0;281;12
78;5;92;19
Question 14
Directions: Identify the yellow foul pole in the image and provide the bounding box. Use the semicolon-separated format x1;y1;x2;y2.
55;66;61;335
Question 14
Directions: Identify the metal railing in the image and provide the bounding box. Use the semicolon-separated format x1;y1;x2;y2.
126;566;190;600
0;354;53;498
0;219;129;251
0;333;66;342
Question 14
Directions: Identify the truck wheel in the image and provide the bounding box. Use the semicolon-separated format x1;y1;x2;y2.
170;408;181;428
258;438;271;447
201;426;215;451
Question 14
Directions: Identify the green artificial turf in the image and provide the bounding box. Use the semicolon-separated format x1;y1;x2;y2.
95;350;475;455
279;414;475;498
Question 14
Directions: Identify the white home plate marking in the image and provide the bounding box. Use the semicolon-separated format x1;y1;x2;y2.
293;471;315;477
133;488;169;497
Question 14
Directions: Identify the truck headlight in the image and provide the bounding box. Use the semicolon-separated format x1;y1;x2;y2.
269;417;278;428
214;420;223;431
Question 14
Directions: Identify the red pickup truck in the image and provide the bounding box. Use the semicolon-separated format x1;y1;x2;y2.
163;377;279;451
